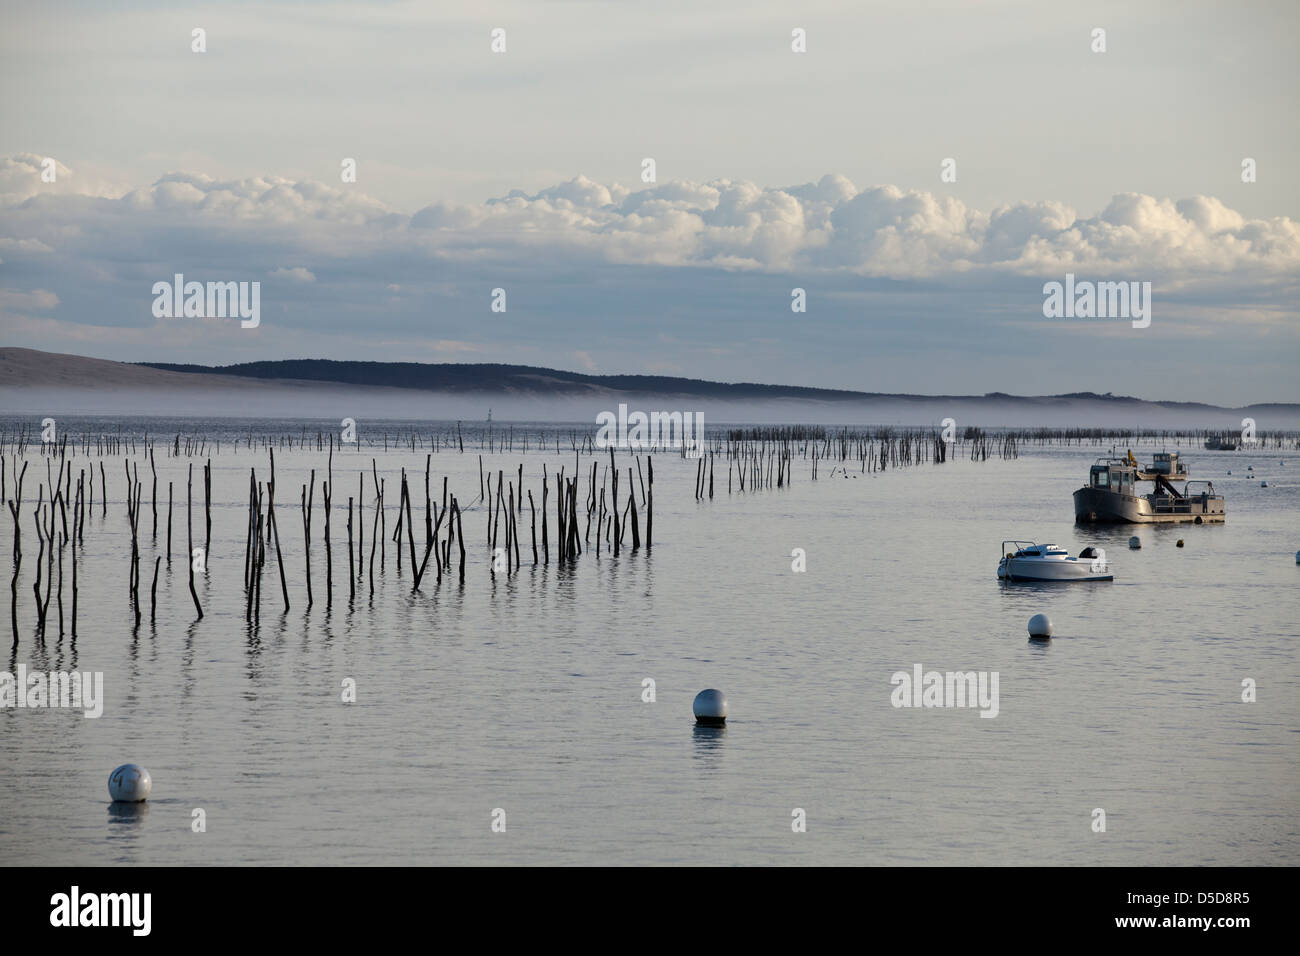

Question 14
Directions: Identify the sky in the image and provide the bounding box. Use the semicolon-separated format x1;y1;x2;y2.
1;0;1297;405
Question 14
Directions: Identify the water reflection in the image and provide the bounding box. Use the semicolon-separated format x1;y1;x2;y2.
691;722;726;769
107;801;149;827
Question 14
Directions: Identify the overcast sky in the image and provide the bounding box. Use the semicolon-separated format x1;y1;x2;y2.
1;0;1297;404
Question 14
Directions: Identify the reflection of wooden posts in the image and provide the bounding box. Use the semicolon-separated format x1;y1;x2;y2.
323;479;333;607
392;474;403;574
204;458;212;554
505;484;514;573
56;508;64;638
511;484;521;570
584;462;594;544
493;470;503;553
42;486;55;632
150;556;160;623
628;467;640;549
245;485;257;623
646;458;653;548
267;452;289;612
347;496;355;601
243;471;255;590
252;511;263;624
424;455;433;549
541;465;549;564
455;497;466;583
403;473;424;589
186;463;203;620
405;473;418;580
610;452;620;556
555;471;565;561
32;504;46;636
528;490;537;564
439;511;449;582
150;449;157;540
126;467;141;627
71;474;79;638
302;469;315;609
368;475;380;597
425;485;444;587
166;481;173;564
11;464;28;640
567;478;580;558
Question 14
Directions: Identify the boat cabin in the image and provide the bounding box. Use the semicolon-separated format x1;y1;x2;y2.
1089;459;1138;496
1147;452;1188;478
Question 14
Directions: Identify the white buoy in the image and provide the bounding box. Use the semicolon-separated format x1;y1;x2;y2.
1128;536;1141;549
1028;613;1053;639
693;689;728;726
108;764;151;803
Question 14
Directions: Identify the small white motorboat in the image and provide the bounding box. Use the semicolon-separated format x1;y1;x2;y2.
997;541;1113;582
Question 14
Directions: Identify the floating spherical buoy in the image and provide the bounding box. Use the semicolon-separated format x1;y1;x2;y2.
1028;613;1053;639
1176;539;1185;548
108;764;151;803
1128;536;1141;549
693;689;728;726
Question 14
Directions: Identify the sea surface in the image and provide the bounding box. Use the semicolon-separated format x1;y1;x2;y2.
1;418;1297;865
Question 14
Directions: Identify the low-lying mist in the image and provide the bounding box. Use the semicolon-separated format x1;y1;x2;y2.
4;384;1297;431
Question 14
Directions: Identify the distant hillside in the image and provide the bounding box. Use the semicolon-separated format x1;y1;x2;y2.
139;358;882;400
135;357;1290;413
3;349;1296;425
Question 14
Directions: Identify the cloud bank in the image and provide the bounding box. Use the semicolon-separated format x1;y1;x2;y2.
1;155;1297;404
4;155;1296;282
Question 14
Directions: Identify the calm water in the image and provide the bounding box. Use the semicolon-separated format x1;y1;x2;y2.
2;419;1297;865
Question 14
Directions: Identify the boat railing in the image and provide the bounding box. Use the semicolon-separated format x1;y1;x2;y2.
1148;482;1220;513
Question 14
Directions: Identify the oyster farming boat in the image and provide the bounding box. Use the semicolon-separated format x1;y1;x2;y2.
1204;434;1239;451
1074;451;1225;524
997;542;1113;582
